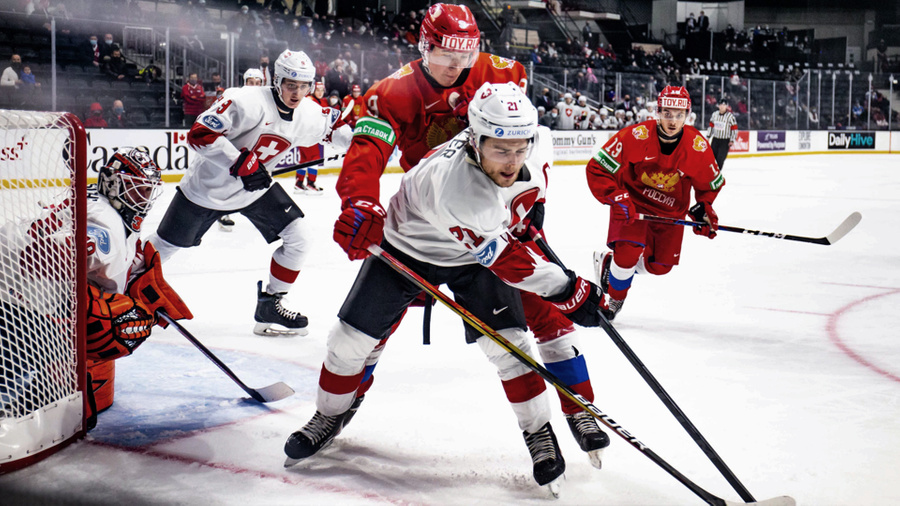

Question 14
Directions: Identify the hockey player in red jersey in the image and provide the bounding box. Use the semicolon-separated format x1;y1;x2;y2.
293;82;330;194
587;86;725;320
339;84;367;128
330;3;609;468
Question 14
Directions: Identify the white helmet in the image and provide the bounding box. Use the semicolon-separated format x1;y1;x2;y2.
243;68;265;86
577;95;587;104
563;92;573;102
273;49;315;97
467;82;537;150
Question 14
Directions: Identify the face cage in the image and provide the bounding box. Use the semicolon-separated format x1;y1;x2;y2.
107;172;163;216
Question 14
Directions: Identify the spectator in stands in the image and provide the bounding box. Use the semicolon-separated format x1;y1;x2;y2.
107;100;129;129
182;73;206;126
325;59;349;98
686;13;696;34
698;11;709;32
101;48;128;81
228;5;257;34
100;33;117;61
255;55;272;86
84;102;108;128
541;106;559;130
1;54;23;88
203;72;224;109
616;94;635;115
535;87;553;111
79;35;101;69
20;65;39;88
327;90;341;109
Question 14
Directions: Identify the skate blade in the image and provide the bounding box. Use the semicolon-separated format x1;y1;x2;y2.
592;251;604;287
544;475;564;499
304;189;324;196
284;456;304;468
218;224;233;232
587;447;605;469
253;322;309;337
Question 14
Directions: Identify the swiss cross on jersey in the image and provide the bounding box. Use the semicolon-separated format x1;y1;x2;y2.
250;134;291;164
508;187;540;236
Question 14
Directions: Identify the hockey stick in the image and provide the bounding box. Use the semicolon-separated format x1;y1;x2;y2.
271;153;347;177
638;211;862;245
158;312;295;403
533;233;756;503
368;244;794;506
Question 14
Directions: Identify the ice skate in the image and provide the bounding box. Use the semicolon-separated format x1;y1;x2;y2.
565;411;610;469
523;422;566;497
217;214;234;232
601;295;624;322
341;394;365;429
253;281;309;337
304;180;324;195
284;410;344;466
592;250;612;293
293;180;308;194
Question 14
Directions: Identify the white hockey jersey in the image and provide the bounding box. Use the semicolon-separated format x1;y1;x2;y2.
384;126;570;298
85;196;141;294
183;86;351;210
555;100;579;130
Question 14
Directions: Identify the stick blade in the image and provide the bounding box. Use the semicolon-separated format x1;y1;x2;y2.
250;382;295;403
724;496;796;506
825;212;862;245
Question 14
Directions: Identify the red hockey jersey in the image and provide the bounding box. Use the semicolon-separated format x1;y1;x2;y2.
336;53;528;205
340;94;367;128
586;120;725;217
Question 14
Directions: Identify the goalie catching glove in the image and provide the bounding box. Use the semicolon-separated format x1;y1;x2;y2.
87;285;155;361
127;241;193;327
333;197;386;260
688;201;719;239
542;269;605;327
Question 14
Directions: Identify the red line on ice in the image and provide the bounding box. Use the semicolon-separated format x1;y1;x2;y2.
826;288;900;384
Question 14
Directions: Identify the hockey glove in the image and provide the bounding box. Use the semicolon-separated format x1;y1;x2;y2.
333;198;387;260
688;201;719;239
229;148;271;192
87;285;156;361
127;241;193;328
604;189;636;225
448;91;471;121
542;269;604;327
513;200;545;242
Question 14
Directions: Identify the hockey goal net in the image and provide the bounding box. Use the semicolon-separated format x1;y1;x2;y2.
0;110;87;473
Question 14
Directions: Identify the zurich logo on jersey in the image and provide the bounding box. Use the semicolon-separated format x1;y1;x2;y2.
86;225;111;254
494;127;505;137
474;239;499;266
202;115;223;130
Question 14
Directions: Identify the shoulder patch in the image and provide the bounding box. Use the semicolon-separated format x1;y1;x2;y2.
86;225;111;255
201;115;224;130
632;125;649;140
489;54;516;70
692;135;708;152
474;238;499;266
390;64;414;80
353;116;397;146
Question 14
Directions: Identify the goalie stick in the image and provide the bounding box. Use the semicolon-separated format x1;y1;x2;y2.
638;211;862;245
158;312;295;403
270;153;347;177
532;231;756;502
368;244;795;506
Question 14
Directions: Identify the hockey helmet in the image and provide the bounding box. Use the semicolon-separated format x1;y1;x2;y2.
563;92;573;103
98;148;162;232
467;81;537;163
657;85;691;113
273;49;315;99
243;68;265;86
419;3;480;70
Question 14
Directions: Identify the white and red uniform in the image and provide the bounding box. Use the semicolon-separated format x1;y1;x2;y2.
85;197;142;294
337;53;528;204
182;86;351;210
555;99;578;130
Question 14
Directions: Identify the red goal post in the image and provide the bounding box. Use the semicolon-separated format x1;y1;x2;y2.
0;110;87;473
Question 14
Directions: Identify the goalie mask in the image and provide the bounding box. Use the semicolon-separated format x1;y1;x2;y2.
467;82;538;166
98;148;162;232
273;49;315;103
419;3;480;73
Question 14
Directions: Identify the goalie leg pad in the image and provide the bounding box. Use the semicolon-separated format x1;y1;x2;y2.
87;285;155;361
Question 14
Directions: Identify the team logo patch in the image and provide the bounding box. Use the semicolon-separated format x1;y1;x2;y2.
494;127;504;137
709;171;725;191
201;115;224;130
640;171;681;192
474;239;499;266
250;134;291;163
86;226;111;254
489;54;514;70
632;125;649;140
391;64;414;80
692;135;708;152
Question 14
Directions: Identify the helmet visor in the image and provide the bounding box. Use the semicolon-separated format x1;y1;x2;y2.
425;46;479;69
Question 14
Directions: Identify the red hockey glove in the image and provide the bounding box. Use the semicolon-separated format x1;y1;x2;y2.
87;285;156;361
604;189;636;225
127;242;193;328
333;198;387;260
542;269;605;327
688;201;719;239
448;91;471;121
229;148;271;192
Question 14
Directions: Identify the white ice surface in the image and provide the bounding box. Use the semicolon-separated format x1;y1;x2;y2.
2;153;899;505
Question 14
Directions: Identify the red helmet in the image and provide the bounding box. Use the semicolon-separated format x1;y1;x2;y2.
419;3;480;68
657;86;691;112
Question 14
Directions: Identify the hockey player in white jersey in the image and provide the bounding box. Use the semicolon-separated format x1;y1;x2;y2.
555;92;578;130
147;49;352;337
283;82;607;495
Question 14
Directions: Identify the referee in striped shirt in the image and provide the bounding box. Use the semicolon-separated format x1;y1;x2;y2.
707;97;737;169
